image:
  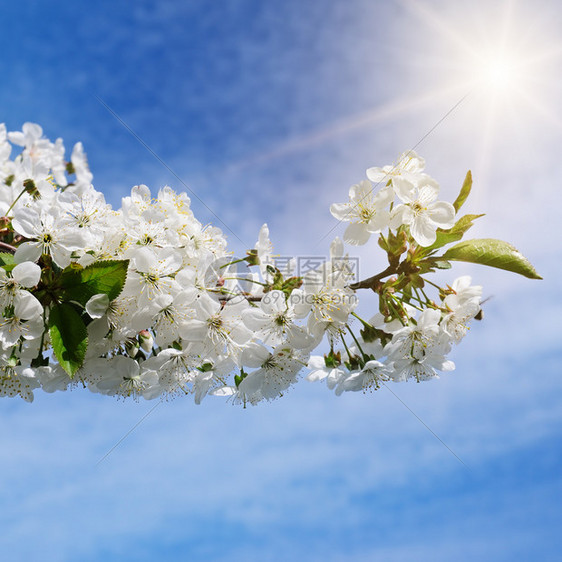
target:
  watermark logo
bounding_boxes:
[202,254,360,305]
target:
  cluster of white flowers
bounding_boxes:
[330,151,456,247]
[310,151,483,394]
[307,275,482,395]
[2,124,532,405]
[0,123,360,403]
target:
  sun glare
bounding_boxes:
[480,56,517,92]
[386,0,562,208]
[228,1,561,173]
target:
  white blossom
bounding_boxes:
[12,207,85,268]
[366,150,426,186]
[390,176,456,247]
[441,276,482,342]
[330,180,393,245]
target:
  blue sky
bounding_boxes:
[1,1,561,561]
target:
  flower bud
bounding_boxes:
[245,249,260,266]
[139,330,154,353]
[23,178,38,197]
[125,339,140,358]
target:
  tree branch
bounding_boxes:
[0,241,16,254]
[348,265,396,291]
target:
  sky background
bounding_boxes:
[1,0,561,560]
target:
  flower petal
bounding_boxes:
[373,184,394,208]
[410,216,437,247]
[330,202,353,222]
[367,209,390,233]
[15,291,43,320]
[392,177,416,203]
[14,242,42,265]
[343,222,371,246]
[349,180,372,202]
[417,177,440,204]
[366,165,392,184]
[12,262,41,287]
[12,209,39,238]
[50,244,72,269]
[427,201,456,229]
[390,204,413,228]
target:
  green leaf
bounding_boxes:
[0,252,15,267]
[234,369,248,388]
[49,303,88,377]
[421,213,485,254]
[324,350,342,368]
[61,260,129,305]
[453,170,472,212]
[244,249,259,266]
[429,259,452,270]
[360,324,391,347]
[441,238,542,279]
[281,276,303,295]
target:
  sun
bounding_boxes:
[464,35,528,98]
[386,0,560,179]
[224,0,561,177]
[480,56,517,92]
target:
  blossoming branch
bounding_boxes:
[0,123,540,403]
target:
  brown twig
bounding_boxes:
[348,265,395,291]
[0,241,16,254]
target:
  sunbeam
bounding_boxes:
[225,1,561,178]
[397,0,562,195]
[224,83,469,174]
